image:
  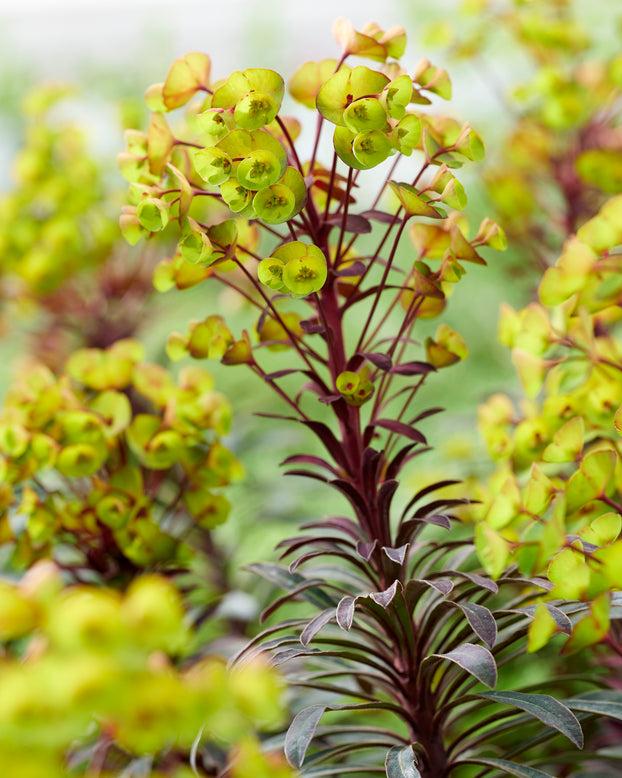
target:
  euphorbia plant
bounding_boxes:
[474,194,622,648]
[0,85,166,371]
[120,17,622,777]
[0,87,295,778]
[420,0,622,274]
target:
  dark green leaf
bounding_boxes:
[452,571,499,594]
[248,562,336,610]
[370,580,400,608]
[457,602,497,648]
[325,213,372,233]
[385,745,422,777]
[285,704,326,767]
[375,419,427,444]
[273,647,323,667]
[428,643,497,688]
[460,757,556,777]
[567,690,622,722]
[479,691,584,748]
[383,545,409,565]
[300,608,335,646]
[408,578,453,597]
[357,540,378,560]
[337,596,356,631]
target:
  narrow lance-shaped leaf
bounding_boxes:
[300,608,335,646]
[384,544,409,565]
[389,361,436,376]
[389,181,445,219]
[285,704,327,768]
[248,563,336,610]
[336,596,356,631]
[478,691,584,748]
[567,690,622,722]
[374,419,427,444]
[385,745,422,778]
[370,580,400,608]
[459,757,556,778]
[425,643,497,689]
[454,602,497,648]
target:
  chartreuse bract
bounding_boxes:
[121,16,622,778]
[472,195,622,654]
[0,341,294,776]
[419,0,622,272]
[0,71,295,778]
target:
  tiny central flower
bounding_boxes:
[296,264,315,281]
[249,98,267,115]
[250,161,265,178]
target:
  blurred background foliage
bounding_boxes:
[1,0,622,773]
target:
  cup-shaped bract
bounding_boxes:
[195,108,233,139]
[220,179,254,215]
[133,364,178,411]
[217,128,288,179]
[0,423,29,458]
[66,340,144,392]
[162,52,211,111]
[45,587,126,652]
[184,488,231,529]
[237,149,282,191]
[336,371,361,396]
[121,574,188,654]
[391,114,422,155]
[336,370,374,406]
[95,493,133,529]
[333,19,407,62]
[234,92,277,131]
[147,113,175,176]
[136,198,170,232]
[257,256,286,291]
[346,379,374,406]
[289,58,340,108]
[127,415,184,470]
[187,316,234,359]
[425,323,469,368]
[221,330,254,366]
[56,443,107,478]
[212,68,284,131]
[317,65,390,126]
[57,411,105,450]
[343,97,388,133]
[383,74,414,119]
[193,147,232,186]
[144,82,166,112]
[429,167,468,210]
[270,241,328,297]
[352,130,393,168]
[413,59,452,100]
[0,582,38,641]
[89,390,132,439]
[119,207,147,245]
[180,230,214,265]
[253,184,296,224]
